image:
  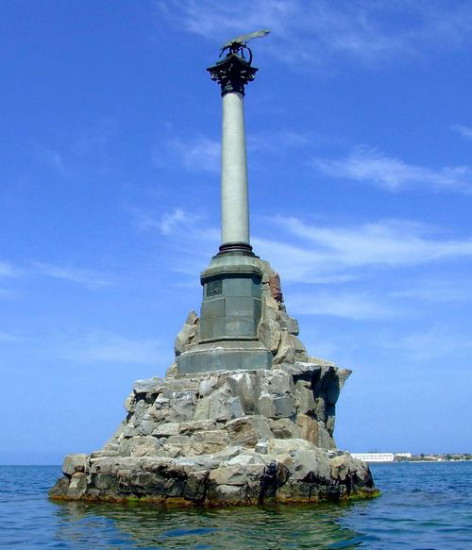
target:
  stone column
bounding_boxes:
[207,53,257,254]
[221,91,249,246]
[176,51,271,375]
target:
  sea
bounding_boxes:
[0,462,471,549]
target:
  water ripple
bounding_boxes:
[0,463,471,549]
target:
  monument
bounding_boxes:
[177,31,271,375]
[50,33,378,506]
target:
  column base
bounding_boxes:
[176,340,272,375]
[218,242,255,256]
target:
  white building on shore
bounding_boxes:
[351,452,395,462]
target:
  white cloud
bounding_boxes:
[56,331,166,365]
[0,331,23,343]
[0,262,17,278]
[154,209,472,291]
[380,325,472,361]
[314,146,472,193]
[160,208,197,236]
[258,216,472,280]
[451,124,472,140]
[155,135,220,173]
[134,208,219,276]
[393,279,472,304]
[155,130,310,175]
[33,262,112,289]
[288,290,398,320]
[157,0,472,67]
[138,207,219,243]
[34,144,65,174]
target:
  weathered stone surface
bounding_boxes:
[225,416,272,447]
[62,453,87,477]
[175,310,200,356]
[194,386,237,421]
[296,414,319,444]
[191,430,230,455]
[269,418,301,439]
[152,422,180,437]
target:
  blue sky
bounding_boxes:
[2,0,472,464]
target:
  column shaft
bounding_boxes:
[221,92,250,246]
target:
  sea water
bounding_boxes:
[0,462,471,549]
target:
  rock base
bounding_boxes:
[49,363,378,505]
[49,445,377,506]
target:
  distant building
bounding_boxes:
[351,452,395,462]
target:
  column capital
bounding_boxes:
[207,54,258,96]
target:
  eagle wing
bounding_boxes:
[221,29,270,50]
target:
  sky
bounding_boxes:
[1,0,472,464]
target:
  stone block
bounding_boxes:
[194,386,235,421]
[174,310,199,356]
[209,484,247,504]
[191,430,230,455]
[273,395,295,418]
[258,319,281,353]
[273,332,308,365]
[66,472,87,499]
[198,375,219,397]
[138,418,156,436]
[267,438,316,456]
[178,420,216,434]
[227,453,267,466]
[280,316,299,336]
[183,469,208,501]
[268,369,293,395]
[269,418,301,439]
[226,371,257,414]
[169,393,196,422]
[225,416,272,447]
[62,454,87,477]
[317,422,336,450]
[123,393,135,413]
[294,380,316,414]
[255,440,268,454]
[296,414,319,444]
[152,422,180,437]
[133,377,162,398]
[209,464,264,486]
[257,392,276,417]
[131,437,163,457]
[149,397,170,421]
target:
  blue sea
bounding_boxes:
[0,462,471,549]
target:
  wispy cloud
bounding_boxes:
[314,146,472,193]
[380,325,472,361]
[154,135,220,173]
[55,331,166,365]
[33,262,113,289]
[154,130,311,174]
[451,124,472,140]
[153,209,472,287]
[260,216,472,279]
[0,262,18,278]
[33,144,66,174]
[32,118,119,178]
[288,290,399,320]
[0,331,24,343]
[135,207,218,242]
[157,0,472,67]
[393,279,472,304]
[134,208,219,275]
